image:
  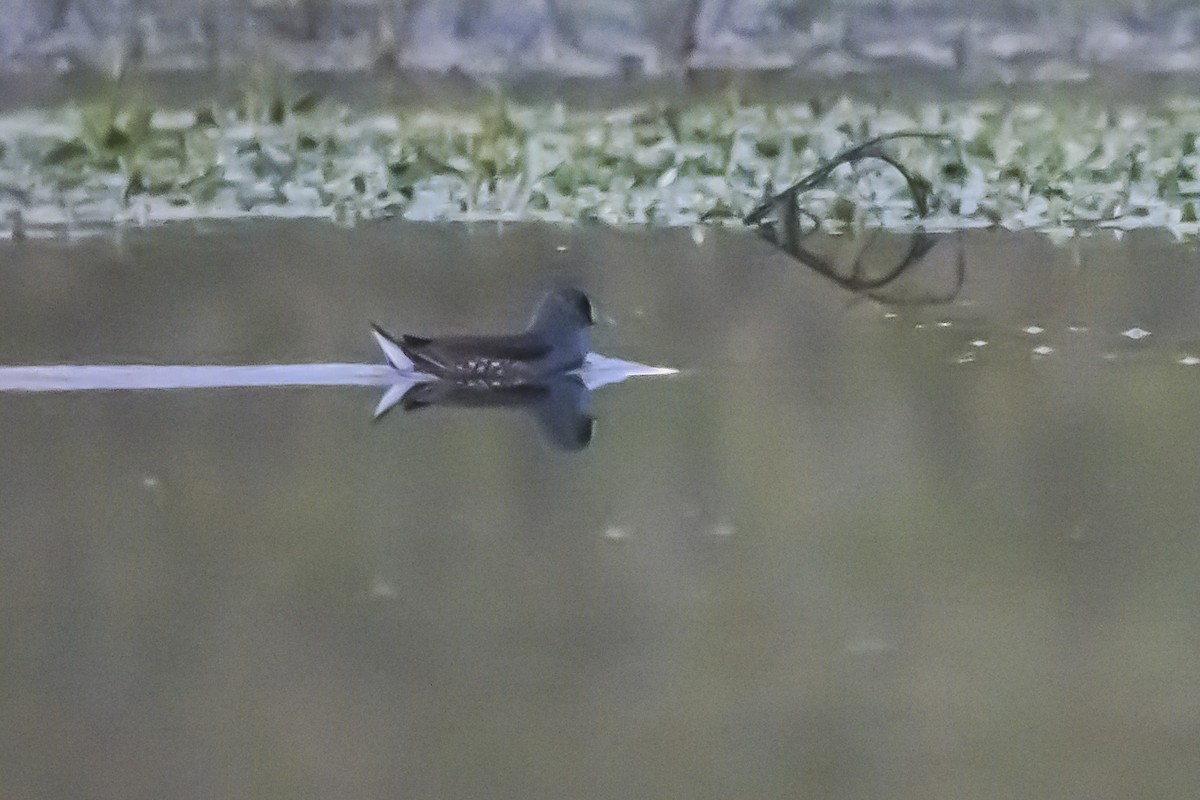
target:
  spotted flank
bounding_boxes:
[374,288,593,384]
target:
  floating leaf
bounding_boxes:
[123,170,145,200]
[755,139,782,159]
[942,161,967,180]
[102,126,130,150]
[291,92,321,115]
[126,106,153,146]
[42,139,90,166]
[833,196,856,222]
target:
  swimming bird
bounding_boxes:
[371,288,595,384]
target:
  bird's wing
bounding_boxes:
[400,334,552,372]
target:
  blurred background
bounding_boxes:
[1,0,1197,87]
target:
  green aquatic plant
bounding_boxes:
[38,75,191,204]
[7,92,1200,239]
[42,95,159,172]
[234,63,323,125]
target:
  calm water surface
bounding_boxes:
[2,223,1199,799]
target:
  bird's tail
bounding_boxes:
[371,323,417,372]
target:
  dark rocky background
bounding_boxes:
[0,0,1196,82]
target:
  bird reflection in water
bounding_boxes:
[371,351,676,452]
[375,374,596,452]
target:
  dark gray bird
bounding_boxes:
[372,288,595,384]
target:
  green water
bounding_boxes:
[1,222,1198,798]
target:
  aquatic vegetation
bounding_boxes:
[3,94,1200,239]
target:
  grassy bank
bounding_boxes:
[3,91,1200,240]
